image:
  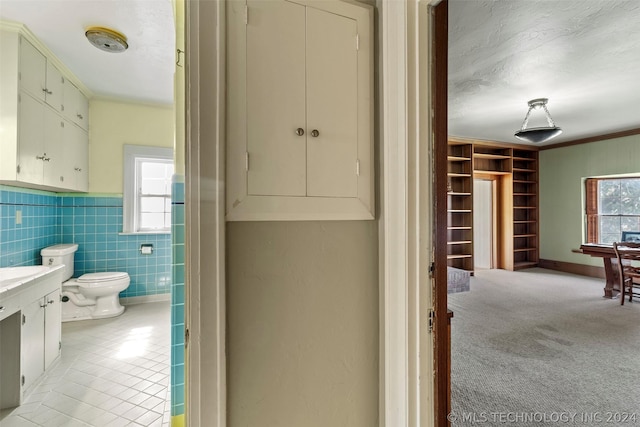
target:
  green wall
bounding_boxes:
[539,134,640,266]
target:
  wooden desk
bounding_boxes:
[579,244,619,298]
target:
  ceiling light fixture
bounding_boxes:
[85,27,128,53]
[514,98,562,143]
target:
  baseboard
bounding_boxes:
[538,259,605,279]
[120,293,171,305]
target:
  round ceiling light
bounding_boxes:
[85,27,128,53]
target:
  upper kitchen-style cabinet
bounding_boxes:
[0,24,90,192]
[19,37,64,113]
[226,0,374,221]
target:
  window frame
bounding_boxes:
[123,145,174,234]
[584,175,640,244]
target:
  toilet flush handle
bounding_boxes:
[48,258,54,265]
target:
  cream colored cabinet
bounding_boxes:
[63,80,89,130]
[20,289,61,392]
[43,289,62,369]
[63,120,89,192]
[0,28,89,192]
[19,37,63,112]
[15,92,65,187]
[227,0,374,220]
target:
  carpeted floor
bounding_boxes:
[448,268,640,426]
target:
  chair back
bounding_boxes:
[613,241,640,304]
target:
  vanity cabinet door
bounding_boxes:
[44,290,61,369]
[21,299,45,392]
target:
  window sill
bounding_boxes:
[119,231,171,236]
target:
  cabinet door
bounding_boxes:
[64,122,89,192]
[43,108,65,186]
[63,81,89,130]
[17,92,45,185]
[21,299,45,392]
[246,0,306,196]
[306,7,358,198]
[44,290,61,369]
[19,37,46,102]
[45,62,64,112]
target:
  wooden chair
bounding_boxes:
[613,241,640,305]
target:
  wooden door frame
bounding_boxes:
[433,1,450,425]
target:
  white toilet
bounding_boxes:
[41,244,130,322]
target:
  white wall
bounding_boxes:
[89,99,174,194]
[539,134,640,266]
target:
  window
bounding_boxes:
[123,145,174,233]
[585,177,640,244]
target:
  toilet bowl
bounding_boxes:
[62,272,130,321]
[41,244,131,322]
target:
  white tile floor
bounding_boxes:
[0,301,171,427]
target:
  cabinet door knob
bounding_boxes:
[310,129,320,138]
[295,128,304,136]
[42,88,53,95]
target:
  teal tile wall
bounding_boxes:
[171,176,185,417]
[0,185,171,298]
[0,186,60,267]
[60,196,171,298]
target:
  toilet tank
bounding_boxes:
[41,244,79,281]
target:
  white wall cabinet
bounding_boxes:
[0,27,89,192]
[64,120,89,192]
[63,80,89,131]
[227,0,374,221]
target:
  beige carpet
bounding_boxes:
[448,268,640,426]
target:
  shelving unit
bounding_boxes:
[447,143,474,272]
[511,149,539,269]
[473,146,512,174]
[447,139,539,272]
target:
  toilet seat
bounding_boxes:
[77,272,128,283]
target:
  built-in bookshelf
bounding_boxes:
[511,149,539,269]
[447,139,539,272]
[473,145,512,174]
[447,142,474,271]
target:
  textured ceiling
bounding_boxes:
[2,0,639,136]
[0,0,175,105]
[449,0,640,146]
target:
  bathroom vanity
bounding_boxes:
[0,265,63,409]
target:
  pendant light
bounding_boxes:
[514,98,562,143]
[85,27,128,53]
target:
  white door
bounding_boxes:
[473,179,493,269]
[246,0,306,196]
[306,7,358,197]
